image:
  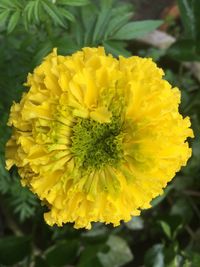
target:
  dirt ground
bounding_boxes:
[131,0,176,20]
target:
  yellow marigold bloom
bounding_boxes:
[6,47,193,229]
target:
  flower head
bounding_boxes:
[6,47,193,229]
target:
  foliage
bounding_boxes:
[168,0,200,61]
[0,0,90,33]
[0,0,200,266]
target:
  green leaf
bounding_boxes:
[158,215,183,240]
[23,0,42,26]
[159,221,172,239]
[80,4,97,29]
[42,0,66,27]
[45,240,79,266]
[177,0,200,40]
[8,0,22,9]
[23,0,35,30]
[0,236,31,265]
[139,47,166,61]
[105,12,133,39]
[14,204,34,222]
[99,0,113,9]
[8,170,38,222]
[111,2,134,15]
[144,244,164,267]
[103,40,131,57]
[34,0,41,23]
[24,1,36,23]
[164,244,181,267]
[57,0,90,6]
[80,4,97,45]
[98,235,133,267]
[0,0,13,8]
[7,9,21,33]
[0,10,10,25]
[112,20,163,40]
[32,41,54,66]
[167,39,200,61]
[59,8,75,22]
[177,0,195,38]
[71,19,84,47]
[92,7,111,43]
[55,36,79,54]
[104,2,134,39]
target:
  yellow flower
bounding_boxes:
[6,47,193,229]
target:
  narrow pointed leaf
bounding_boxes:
[177,0,196,39]
[0,10,10,25]
[7,10,21,33]
[92,8,111,43]
[34,0,41,23]
[57,0,90,6]
[103,40,131,57]
[59,8,75,22]
[42,0,66,27]
[105,12,133,39]
[112,20,163,40]
[24,1,35,23]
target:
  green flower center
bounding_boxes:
[70,117,124,170]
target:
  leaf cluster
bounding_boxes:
[0,0,200,267]
[168,0,200,61]
[64,0,162,57]
[0,0,89,33]
[0,159,38,222]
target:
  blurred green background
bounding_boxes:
[0,0,200,266]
